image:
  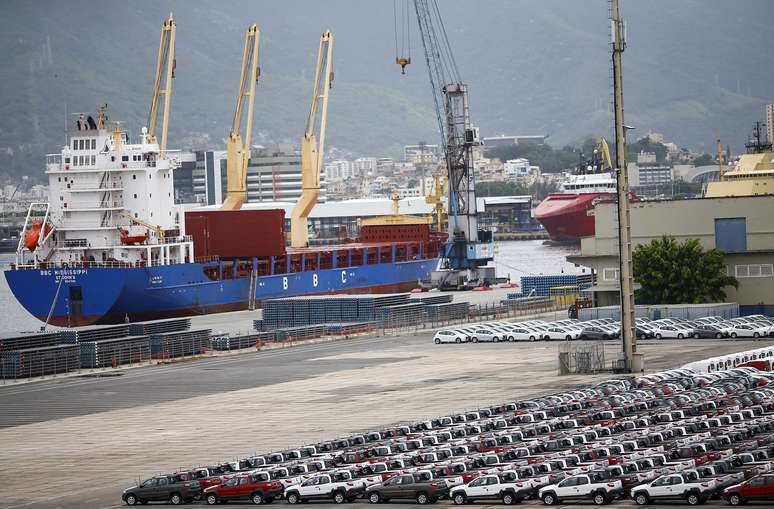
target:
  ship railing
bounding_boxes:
[11,257,197,270]
[160,235,192,245]
[45,154,62,165]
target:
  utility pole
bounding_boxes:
[611,0,640,372]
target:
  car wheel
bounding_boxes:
[170,493,183,505]
[333,491,346,504]
[656,333,662,339]
[417,492,430,505]
[728,493,743,506]
[678,333,684,339]
[368,492,381,504]
[472,337,478,343]
[593,492,607,505]
[529,336,536,342]
[434,338,441,344]
[602,334,609,340]
[502,492,516,505]
[453,493,466,505]
[754,332,760,338]
[508,336,515,342]
[286,492,300,505]
[456,337,461,343]
[205,494,218,506]
[565,335,572,341]
[494,336,500,342]
[542,492,557,505]
[125,494,138,506]
[731,332,738,338]
[633,492,648,505]
[716,333,723,339]
[693,333,700,338]
[252,492,264,505]
[686,492,700,505]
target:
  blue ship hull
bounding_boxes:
[4,259,438,326]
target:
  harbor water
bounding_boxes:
[0,240,583,335]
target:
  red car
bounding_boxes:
[723,473,774,505]
[202,472,283,505]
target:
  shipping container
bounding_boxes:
[185,209,286,259]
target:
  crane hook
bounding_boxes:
[396,57,411,74]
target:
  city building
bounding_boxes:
[324,159,353,180]
[627,151,673,195]
[190,143,327,206]
[767,104,774,145]
[403,144,441,163]
[354,157,377,176]
[173,151,197,203]
[568,195,774,314]
[482,134,547,150]
[503,158,540,181]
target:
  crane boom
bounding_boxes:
[409,0,492,287]
[147,13,176,158]
[290,31,334,248]
[222,24,261,211]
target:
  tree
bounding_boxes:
[476,181,528,197]
[692,153,714,166]
[632,236,738,304]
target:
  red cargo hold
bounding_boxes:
[185,209,286,259]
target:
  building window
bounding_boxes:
[91,155,96,165]
[122,155,129,162]
[91,139,96,149]
[735,264,774,278]
[602,268,619,281]
[72,139,77,150]
[715,217,747,252]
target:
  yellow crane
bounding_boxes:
[118,212,166,242]
[222,24,261,211]
[424,171,447,231]
[596,137,613,170]
[146,13,176,158]
[290,31,334,248]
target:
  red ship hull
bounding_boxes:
[533,192,613,242]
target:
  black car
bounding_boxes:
[122,476,201,505]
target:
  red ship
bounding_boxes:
[533,171,620,242]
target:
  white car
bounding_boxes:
[728,323,770,338]
[538,474,622,505]
[630,473,713,505]
[542,326,578,341]
[468,327,502,342]
[653,325,694,339]
[503,325,542,342]
[285,473,366,504]
[433,330,468,344]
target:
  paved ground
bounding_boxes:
[0,332,770,509]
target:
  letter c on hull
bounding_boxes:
[341,270,347,284]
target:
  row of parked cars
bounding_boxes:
[432,314,774,344]
[122,361,774,506]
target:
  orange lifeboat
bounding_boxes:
[24,220,52,251]
[118,228,148,245]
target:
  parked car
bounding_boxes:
[630,473,713,505]
[433,330,467,344]
[202,472,283,505]
[543,326,578,341]
[653,325,695,339]
[728,323,770,338]
[579,326,613,341]
[284,472,365,504]
[692,323,729,339]
[468,327,502,343]
[723,473,774,505]
[122,476,201,506]
[366,473,449,504]
[538,473,622,505]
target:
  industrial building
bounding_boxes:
[476,195,535,232]
[568,195,774,314]
[181,144,327,206]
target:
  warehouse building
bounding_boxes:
[568,195,774,314]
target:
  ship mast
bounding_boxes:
[611,0,640,373]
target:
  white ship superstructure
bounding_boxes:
[560,171,617,193]
[17,106,192,268]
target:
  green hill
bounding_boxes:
[1,0,772,181]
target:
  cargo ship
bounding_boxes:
[3,106,443,326]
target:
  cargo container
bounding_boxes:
[185,209,286,259]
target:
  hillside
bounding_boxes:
[1,0,773,182]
